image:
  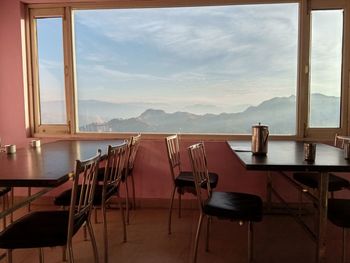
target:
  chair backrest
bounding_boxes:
[334,134,348,149]
[188,142,211,211]
[67,150,101,242]
[128,134,141,171]
[102,141,129,202]
[165,134,181,181]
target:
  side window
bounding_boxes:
[29,8,71,134]
[308,9,344,128]
[36,17,66,124]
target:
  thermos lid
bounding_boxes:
[252,122,269,128]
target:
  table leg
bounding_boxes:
[316,172,329,263]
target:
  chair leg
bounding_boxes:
[248,222,254,263]
[38,248,44,263]
[343,228,347,263]
[86,218,99,263]
[124,180,130,224]
[178,192,182,218]
[67,243,74,263]
[102,203,108,263]
[7,249,13,263]
[168,186,176,235]
[205,216,211,252]
[193,213,204,263]
[118,196,127,242]
[131,174,136,210]
[83,222,88,241]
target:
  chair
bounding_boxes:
[123,134,141,223]
[188,142,263,263]
[0,150,101,263]
[293,135,350,198]
[165,135,218,234]
[328,198,350,263]
[55,142,129,263]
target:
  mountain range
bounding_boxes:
[79,93,340,134]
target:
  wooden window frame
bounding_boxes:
[24,0,350,141]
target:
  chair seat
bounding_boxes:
[0,187,10,196]
[293,172,349,192]
[203,191,263,222]
[54,184,118,206]
[0,211,86,249]
[328,199,350,228]
[175,171,219,189]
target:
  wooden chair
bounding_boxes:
[188,142,263,263]
[293,134,350,198]
[165,135,219,234]
[0,150,101,263]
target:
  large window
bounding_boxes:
[27,1,350,138]
[73,4,299,134]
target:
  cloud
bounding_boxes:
[72,4,302,111]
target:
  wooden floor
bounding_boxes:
[0,204,346,263]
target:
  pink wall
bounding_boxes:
[0,0,28,146]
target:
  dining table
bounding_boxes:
[0,139,124,218]
[227,140,350,263]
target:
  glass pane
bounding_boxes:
[36,17,67,124]
[309,10,343,128]
[74,4,298,134]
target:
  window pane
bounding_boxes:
[74,4,298,134]
[36,17,67,124]
[309,10,343,128]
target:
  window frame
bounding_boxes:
[302,0,350,139]
[25,0,350,141]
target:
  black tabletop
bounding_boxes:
[227,140,350,172]
[0,139,124,187]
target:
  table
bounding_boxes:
[227,140,350,263]
[0,139,124,216]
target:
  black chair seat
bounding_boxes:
[0,187,10,196]
[293,172,349,192]
[175,171,219,189]
[328,199,350,228]
[0,211,86,249]
[54,185,118,206]
[203,191,263,222]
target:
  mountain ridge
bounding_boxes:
[79,93,340,134]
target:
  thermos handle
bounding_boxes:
[264,130,269,145]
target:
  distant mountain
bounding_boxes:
[41,94,339,134]
[42,100,249,126]
[80,94,340,134]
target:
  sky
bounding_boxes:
[36,3,343,117]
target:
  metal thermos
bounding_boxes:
[344,142,350,160]
[251,123,269,155]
